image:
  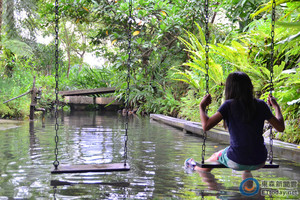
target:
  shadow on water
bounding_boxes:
[0,111,299,199]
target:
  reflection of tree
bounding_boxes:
[62,111,124,164]
[131,117,189,196]
[0,130,13,192]
[0,121,43,197]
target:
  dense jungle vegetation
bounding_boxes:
[0,0,299,144]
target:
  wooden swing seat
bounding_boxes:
[51,163,130,174]
[50,180,130,187]
[196,162,279,169]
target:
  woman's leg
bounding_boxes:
[194,149,224,172]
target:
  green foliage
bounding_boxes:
[175,8,300,144]
[171,67,204,92]
[2,39,33,58]
[155,87,181,116]
[126,83,160,114]
[251,0,300,19]
[178,90,201,122]
[272,68,300,143]
[35,74,57,110]
[173,24,226,120]
[0,67,32,119]
[219,0,265,32]
[249,0,300,70]
[0,104,13,118]
[68,66,113,90]
[176,23,225,93]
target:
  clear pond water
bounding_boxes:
[0,111,299,199]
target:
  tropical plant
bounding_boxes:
[157,86,181,116]
[178,90,201,121]
[175,23,225,96]
[68,66,113,90]
[271,67,300,143]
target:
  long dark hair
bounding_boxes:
[225,71,256,122]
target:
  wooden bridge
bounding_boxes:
[59,87,122,111]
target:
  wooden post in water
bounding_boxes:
[29,77,37,120]
[29,76,45,120]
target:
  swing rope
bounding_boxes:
[201,0,210,164]
[53,0,60,170]
[268,0,276,165]
[124,0,133,167]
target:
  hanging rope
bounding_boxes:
[201,0,210,164]
[269,0,276,165]
[53,0,60,170]
[124,0,133,167]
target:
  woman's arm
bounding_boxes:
[267,94,285,132]
[200,94,223,131]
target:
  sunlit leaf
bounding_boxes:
[161,11,167,16]
[250,0,289,19]
[133,31,140,36]
[83,7,89,12]
[112,39,117,45]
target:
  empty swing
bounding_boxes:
[51,0,133,174]
[197,0,279,169]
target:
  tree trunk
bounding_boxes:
[63,23,73,78]
[67,50,71,78]
[78,51,85,72]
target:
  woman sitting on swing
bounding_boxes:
[186,71,285,172]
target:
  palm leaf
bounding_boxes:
[251,0,293,19]
[276,32,300,44]
[3,39,34,57]
[276,21,300,28]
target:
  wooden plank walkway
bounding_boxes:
[59,87,116,96]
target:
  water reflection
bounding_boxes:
[61,111,125,164]
[195,170,269,199]
[0,111,298,199]
[29,121,42,161]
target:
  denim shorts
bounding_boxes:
[217,147,265,171]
